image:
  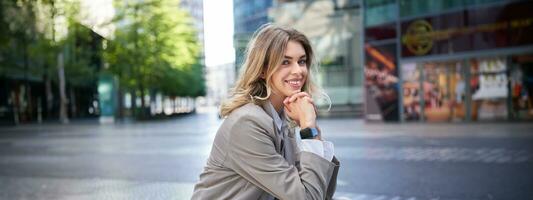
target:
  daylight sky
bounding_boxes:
[203,0,235,67]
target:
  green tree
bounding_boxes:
[1,0,103,123]
[105,0,204,117]
[0,0,56,122]
[0,0,41,84]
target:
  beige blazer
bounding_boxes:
[192,102,340,200]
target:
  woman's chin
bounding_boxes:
[285,89,301,96]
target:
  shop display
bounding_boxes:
[511,55,533,120]
[362,0,533,123]
[422,61,465,122]
[471,58,508,100]
[401,63,421,121]
[470,58,508,120]
[364,43,399,121]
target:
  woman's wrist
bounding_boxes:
[300,119,316,128]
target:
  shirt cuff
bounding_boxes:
[322,140,335,161]
[297,139,335,162]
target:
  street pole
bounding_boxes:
[58,52,69,124]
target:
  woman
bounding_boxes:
[192,24,339,200]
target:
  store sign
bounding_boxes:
[402,20,434,56]
[401,1,533,57]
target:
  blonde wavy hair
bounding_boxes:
[220,23,327,117]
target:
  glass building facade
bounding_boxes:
[233,0,273,71]
[363,0,533,122]
[268,0,364,117]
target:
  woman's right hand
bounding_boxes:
[283,92,316,128]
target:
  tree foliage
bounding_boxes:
[0,0,99,86]
[105,0,205,97]
[0,0,42,78]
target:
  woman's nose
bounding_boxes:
[290,62,303,74]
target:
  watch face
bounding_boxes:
[300,128,311,139]
[300,128,318,139]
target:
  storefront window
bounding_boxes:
[400,56,532,123]
[511,54,533,120]
[364,43,399,121]
[470,57,508,121]
[422,61,465,122]
[401,63,421,121]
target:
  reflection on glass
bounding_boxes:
[422,61,465,122]
[364,43,399,121]
[401,63,421,121]
[511,55,533,120]
[470,57,508,121]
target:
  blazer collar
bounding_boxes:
[260,101,284,153]
[260,101,298,164]
[266,102,285,132]
[260,101,276,121]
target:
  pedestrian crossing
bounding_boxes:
[40,144,533,164]
[336,147,532,164]
[4,141,530,165]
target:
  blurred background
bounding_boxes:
[2,0,533,124]
[0,0,532,199]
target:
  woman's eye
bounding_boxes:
[282,60,290,65]
[298,60,307,65]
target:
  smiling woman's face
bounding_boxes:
[270,40,308,99]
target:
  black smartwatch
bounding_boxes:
[300,127,318,139]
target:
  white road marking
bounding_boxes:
[336,147,532,164]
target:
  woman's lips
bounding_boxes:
[285,80,302,89]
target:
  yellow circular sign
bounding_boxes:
[402,20,434,56]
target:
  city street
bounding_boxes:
[0,108,532,200]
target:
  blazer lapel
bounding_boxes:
[260,102,283,154]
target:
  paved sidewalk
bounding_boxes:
[0,111,532,200]
[2,115,532,139]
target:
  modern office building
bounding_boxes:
[0,1,113,125]
[269,0,363,117]
[363,0,533,122]
[0,25,105,125]
[233,0,273,72]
